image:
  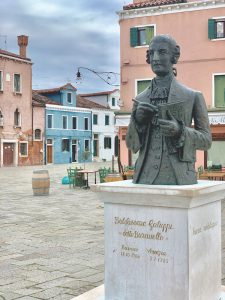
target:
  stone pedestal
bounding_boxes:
[91,180,225,300]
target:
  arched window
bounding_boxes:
[14,108,21,127]
[34,129,41,140]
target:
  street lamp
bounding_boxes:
[76,67,120,87]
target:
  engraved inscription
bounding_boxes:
[114,216,173,263]
[193,221,218,236]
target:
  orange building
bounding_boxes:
[0,36,44,166]
[117,0,225,169]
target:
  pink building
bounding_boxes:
[117,0,225,169]
[0,36,43,166]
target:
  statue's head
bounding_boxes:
[146,35,180,77]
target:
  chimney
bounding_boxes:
[17,35,28,58]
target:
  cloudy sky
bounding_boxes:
[0,0,127,93]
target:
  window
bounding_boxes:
[62,139,70,152]
[0,111,3,127]
[14,108,21,127]
[47,115,53,128]
[93,114,98,125]
[130,25,155,47]
[62,115,68,129]
[112,98,116,106]
[72,116,77,129]
[0,71,3,91]
[14,74,21,93]
[84,139,90,151]
[20,142,28,156]
[84,117,89,130]
[67,92,72,103]
[104,137,112,149]
[136,79,152,95]
[105,115,109,125]
[214,74,225,107]
[47,139,53,145]
[208,18,225,39]
[34,129,41,140]
[208,141,225,167]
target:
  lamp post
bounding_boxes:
[76,67,120,87]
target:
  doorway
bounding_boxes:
[3,143,14,166]
[93,134,99,158]
[72,139,77,162]
[46,139,53,164]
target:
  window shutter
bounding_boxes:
[208,19,215,39]
[146,26,154,44]
[130,27,138,47]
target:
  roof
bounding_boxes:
[79,89,119,97]
[32,91,59,107]
[0,49,31,62]
[123,0,187,10]
[77,95,109,109]
[35,83,77,94]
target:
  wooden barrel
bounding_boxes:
[32,170,50,196]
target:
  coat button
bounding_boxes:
[153,165,159,169]
[155,155,160,159]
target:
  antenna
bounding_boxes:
[0,35,7,50]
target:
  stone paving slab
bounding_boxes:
[0,162,108,299]
[0,162,225,299]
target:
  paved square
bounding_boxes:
[0,163,224,299]
[0,163,106,299]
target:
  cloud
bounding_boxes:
[0,0,123,92]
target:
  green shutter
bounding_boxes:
[215,75,225,107]
[130,27,138,47]
[146,26,154,44]
[208,19,215,39]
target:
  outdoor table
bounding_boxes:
[77,169,98,189]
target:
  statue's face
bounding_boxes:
[149,40,173,77]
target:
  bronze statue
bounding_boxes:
[126,35,212,185]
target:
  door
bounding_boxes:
[3,143,14,166]
[93,134,99,157]
[72,140,77,162]
[46,139,53,164]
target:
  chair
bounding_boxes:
[67,168,85,188]
[197,166,203,175]
[67,168,77,188]
[99,167,111,183]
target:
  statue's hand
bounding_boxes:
[158,110,181,137]
[135,102,158,124]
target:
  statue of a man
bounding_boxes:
[126,35,212,185]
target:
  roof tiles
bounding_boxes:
[123,0,186,10]
[0,49,31,61]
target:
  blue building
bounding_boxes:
[36,83,92,164]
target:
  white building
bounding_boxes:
[79,89,121,111]
[77,95,117,162]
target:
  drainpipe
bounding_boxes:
[31,104,34,146]
[44,107,47,165]
[90,110,93,162]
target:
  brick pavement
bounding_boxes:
[0,162,225,299]
[0,162,110,300]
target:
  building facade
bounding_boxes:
[37,84,93,164]
[91,108,116,162]
[117,0,225,168]
[0,35,43,167]
[80,89,121,110]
